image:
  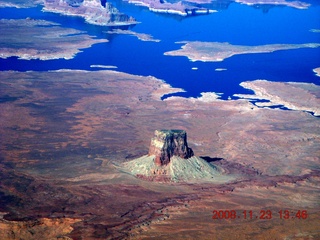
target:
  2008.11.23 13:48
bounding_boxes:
[212,210,308,220]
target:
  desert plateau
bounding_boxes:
[0,0,319,239]
[0,69,319,239]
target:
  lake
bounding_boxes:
[0,1,319,100]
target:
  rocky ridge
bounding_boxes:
[43,0,137,26]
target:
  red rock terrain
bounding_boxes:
[148,130,194,166]
[0,70,319,239]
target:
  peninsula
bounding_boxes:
[235,80,320,116]
[126,0,216,16]
[124,0,310,17]
[235,0,310,9]
[314,67,320,77]
[164,41,320,62]
[0,19,107,60]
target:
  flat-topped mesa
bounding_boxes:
[148,130,194,166]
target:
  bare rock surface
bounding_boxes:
[148,130,194,166]
[0,215,80,240]
[236,80,320,116]
[122,155,232,182]
[123,130,230,182]
[43,0,137,26]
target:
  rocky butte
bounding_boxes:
[43,0,137,26]
[123,130,229,182]
[148,130,194,166]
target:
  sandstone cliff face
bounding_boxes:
[148,130,194,166]
[124,130,225,182]
[44,0,136,26]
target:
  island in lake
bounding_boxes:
[164,41,320,62]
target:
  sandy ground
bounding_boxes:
[0,69,319,239]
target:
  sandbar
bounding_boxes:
[310,29,320,33]
[90,64,118,69]
[215,68,227,71]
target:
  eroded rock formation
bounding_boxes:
[44,0,137,26]
[124,130,224,182]
[148,130,194,166]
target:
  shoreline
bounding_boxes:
[42,7,139,26]
[127,0,216,17]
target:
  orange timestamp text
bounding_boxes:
[212,210,308,220]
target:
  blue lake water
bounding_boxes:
[0,2,320,99]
